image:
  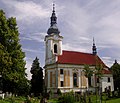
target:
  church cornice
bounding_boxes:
[44,34,63,41]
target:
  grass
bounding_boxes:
[47,98,120,103]
[0,95,120,103]
[47,94,120,103]
[0,96,40,103]
[48,98,58,103]
[105,98,120,103]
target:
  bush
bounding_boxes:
[24,96,32,103]
[7,97,16,103]
[58,91,75,103]
[57,89,62,96]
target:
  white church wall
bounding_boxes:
[47,69,56,88]
[48,70,50,88]
[102,74,114,92]
[70,69,73,88]
[78,69,81,88]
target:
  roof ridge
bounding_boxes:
[63,50,93,55]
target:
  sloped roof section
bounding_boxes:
[102,69,111,74]
[57,50,107,67]
[57,50,111,74]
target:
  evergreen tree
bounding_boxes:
[30,57,43,97]
[0,10,29,95]
[111,60,120,93]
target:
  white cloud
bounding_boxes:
[21,32,46,42]
[22,48,39,53]
[101,56,113,67]
[25,60,32,80]
[1,0,49,23]
[1,0,120,77]
[63,43,90,53]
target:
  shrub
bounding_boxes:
[24,96,32,103]
[58,91,75,103]
[57,89,62,96]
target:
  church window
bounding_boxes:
[60,69,63,74]
[54,44,57,53]
[108,77,110,82]
[97,78,99,83]
[73,73,77,87]
[108,86,111,90]
[88,77,91,86]
[60,81,64,87]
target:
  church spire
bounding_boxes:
[47,3,60,35]
[51,3,57,26]
[114,59,118,64]
[92,37,97,55]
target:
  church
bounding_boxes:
[44,4,114,93]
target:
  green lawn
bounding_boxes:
[0,96,120,103]
[105,98,120,103]
[48,95,120,103]
[0,96,39,103]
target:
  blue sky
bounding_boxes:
[0,0,120,79]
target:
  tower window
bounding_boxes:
[54,44,57,53]
[108,77,110,82]
[60,69,63,74]
[60,81,64,87]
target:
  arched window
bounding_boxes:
[73,73,77,87]
[54,44,57,53]
[88,77,91,86]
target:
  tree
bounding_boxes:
[30,57,43,97]
[83,65,94,88]
[110,60,120,95]
[0,10,29,95]
[83,65,94,103]
[95,64,103,103]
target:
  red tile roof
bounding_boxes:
[102,69,112,74]
[57,50,111,74]
[58,50,104,66]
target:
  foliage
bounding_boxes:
[83,65,93,78]
[0,95,120,103]
[95,64,103,78]
[95,64,103,103]
[30,57,43,97]
[110,60,120,93]
[57,89,62,96]
[83,65,94,103]
[49,89,53,99]
[58,91,76,103]
[83,65,94,87]
[0,9,29,95]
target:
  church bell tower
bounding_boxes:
[45,4,63,65]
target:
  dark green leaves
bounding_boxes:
[0,9,29,95]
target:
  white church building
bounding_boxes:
[44,4,114,93]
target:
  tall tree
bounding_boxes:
[30,57,43,97]
[83,65,94,103]
[0,10,29,95]
[95,64,103,103]
[83,65,94,88]
[110,60,120,94]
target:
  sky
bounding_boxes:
[0,0,120,79]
